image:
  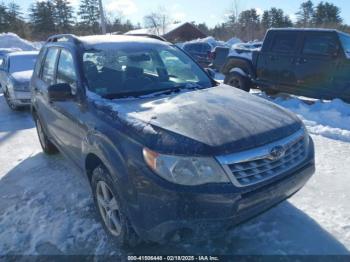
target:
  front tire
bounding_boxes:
[35,116,58,155]
[224,71,251,92]
[91,165,140,247]
[4,88,19,111]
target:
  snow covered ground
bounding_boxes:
[0,87,349,255]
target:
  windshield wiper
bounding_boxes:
[100,84,206,100]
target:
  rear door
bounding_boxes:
[294,32,342,98]
[257,31,300,89]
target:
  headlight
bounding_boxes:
[301,122,310,147]
[143,148,230,186]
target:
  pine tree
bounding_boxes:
[6,2,25,35]
[29,1,56,39]
[238,9,260,40]
[53,0,74,33]
[78,0,100,34]
[296,0,314,27]
[313,1,342,27]
[261,10,271,30]
[0,2,8,32]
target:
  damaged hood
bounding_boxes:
[103,85,302,156]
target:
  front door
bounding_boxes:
[257,32,300,90]
[48,48,84,165]
[294,32,340,98]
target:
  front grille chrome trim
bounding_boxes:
[216,128,307,187]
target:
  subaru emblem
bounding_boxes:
[269,146,286,161]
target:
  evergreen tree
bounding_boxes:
[53,0,74,33]
[6,2,26,35]
[0,2,8,32]
[261,10,271,30]
[29,1,56,39]
[296,0,314,27]
[313,1,342,27]
[267,8,293,28]
[237,9,260,40]
[78,0,100,34]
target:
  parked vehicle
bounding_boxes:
[31,34,315,246]
[0,48,22,92]
[210,42,262,71]
[222,28,350,102]
[182,42,213,67]
[232,41,263,54]
[0,51,38,110]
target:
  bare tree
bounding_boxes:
[143,6,172,35]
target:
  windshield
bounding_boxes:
[9,55,37,73]
[83,44,212,98]
[339,33,350,58]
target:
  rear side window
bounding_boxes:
[302,34,338,56]
[271,33,298,53]
[41,48,59,85]
[56,49,77,89]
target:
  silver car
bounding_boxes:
[0,51,38,110]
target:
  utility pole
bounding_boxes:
[99,0,107,34]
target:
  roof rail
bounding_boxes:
[46,34,80,44]
[124,33,167,42]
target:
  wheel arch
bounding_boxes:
[222,56,255,79]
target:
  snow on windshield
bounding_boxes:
[9,55,37,73]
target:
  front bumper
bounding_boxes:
[126,138,315,243]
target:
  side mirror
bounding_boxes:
[48,83,74,102]
[205,68,216,78]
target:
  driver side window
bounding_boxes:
[56,49,77,90]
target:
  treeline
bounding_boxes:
[0,0,349,42]
[195,0,347,41]
[0,0,137,40]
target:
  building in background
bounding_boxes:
[125,22,207,42]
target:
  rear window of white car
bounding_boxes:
[9,55,37,73]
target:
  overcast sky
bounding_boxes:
[4,0,350,27]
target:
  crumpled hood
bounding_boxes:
[11,70,33,84]
[104,84,302,156]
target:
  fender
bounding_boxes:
[82,129,141,211]
[222,56,256,79]
[82,129,130,184]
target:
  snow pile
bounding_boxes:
[256,92,350,143]
[0,33,39,51]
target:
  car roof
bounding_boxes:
[46,34,171,50]
[268,28,340,34]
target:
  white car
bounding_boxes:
[0,51,38,110]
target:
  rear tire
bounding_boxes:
[35,116,58,155]
[224,71,251,92]
[91,165,140,247]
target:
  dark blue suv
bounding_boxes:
[30,34,315,246]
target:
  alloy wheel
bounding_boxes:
[96,181,122,236]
